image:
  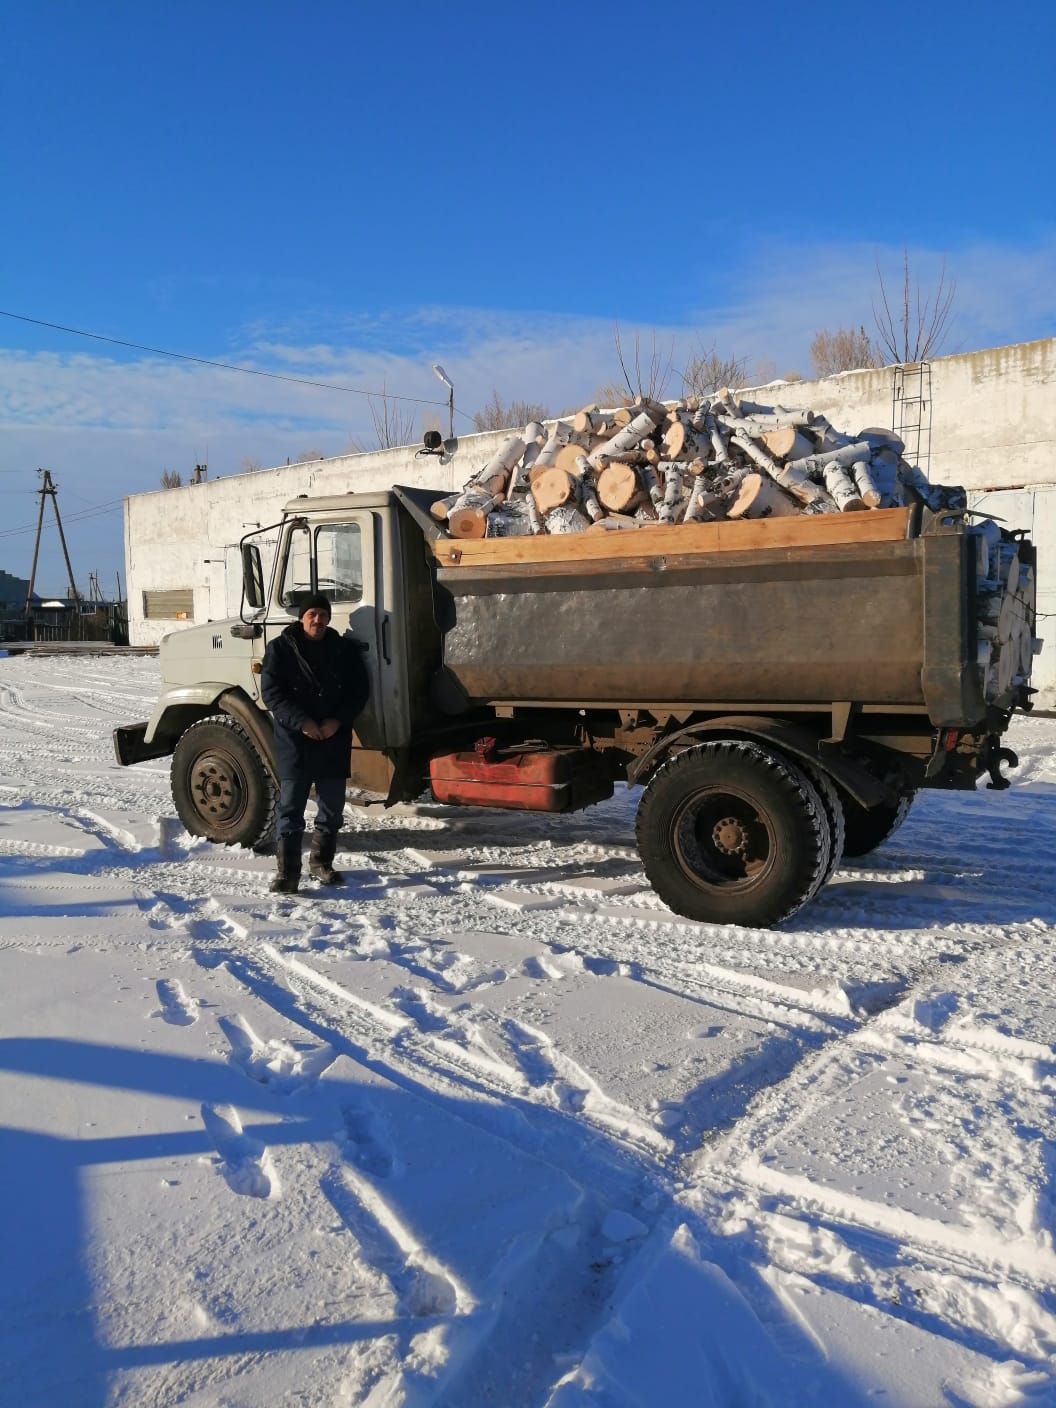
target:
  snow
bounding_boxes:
[2,653,1056,1407]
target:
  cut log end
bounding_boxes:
[532,466,576,516]
[596,462,640,513]
[447,506,490,539]
[727,473,800,521]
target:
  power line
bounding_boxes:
[0,497,123,541]
[0,307,475,422]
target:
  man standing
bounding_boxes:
[261,593,369,893]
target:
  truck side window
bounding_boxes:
[278,523,313,609]
[314,523,363,604]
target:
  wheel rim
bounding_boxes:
[672,786,775,890]
[187,748,249,830]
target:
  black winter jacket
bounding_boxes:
[260,622,369,782]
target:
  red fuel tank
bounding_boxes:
[429,739,614,813]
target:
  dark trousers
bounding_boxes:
[277,776,346,839]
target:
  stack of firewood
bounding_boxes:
[430,391,967,539]
[971,518,1039,701]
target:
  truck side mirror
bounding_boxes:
[242,543,265,610]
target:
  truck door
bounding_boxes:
[267,513,390,749]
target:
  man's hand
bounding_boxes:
[301,721,324,741]
[318,718,341,740]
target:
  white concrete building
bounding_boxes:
[123,337,1056,706]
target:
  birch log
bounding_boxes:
[662,417,704,462]
[611,400,666,429]
[860,427,906,455]
[787,440,874,478]
[717,465,754,496]
[658,463,684,522]
[761,426,813,463]
[597,461,641,512]
[702,411,731,465]
[554,442,592,475]
[682,483,725,522]
[510,424,546,494]
[868,448,901,505]
[713,388,743,417]
[732,433,828,507]
[822,463,867,512]
[580,477,604,522]
[471,434,526,496]
[640,466,664,513]
[810,416,853,453]
[727,473,800,520]
[531,420,574,471]
[448,489,505,539]
[545,503,590,534]
[430,492,459,522]
[572,408,613,436]
[852,460,882,508]
[484,504,534,537]
[587,409,662,469]
[899,459,944,508]
[531,467,577,515]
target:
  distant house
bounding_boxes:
[0,569,32,614]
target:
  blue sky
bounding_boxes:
[2,0,1054,595]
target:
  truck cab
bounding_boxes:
[115,489,445,836]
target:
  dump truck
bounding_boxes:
[114,485,1040,928]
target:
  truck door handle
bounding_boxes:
[381,614,392,664]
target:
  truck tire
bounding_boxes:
[636,740,832,928]
[171,714,277,848]
[800,762,846,894]
[840,790,914,859]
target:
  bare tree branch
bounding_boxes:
[472,390,551,432]
[346,382,416,452]
[873,250,956,364]
[597,323,674,405]
[809,325,881,377]
[682,343,749,398]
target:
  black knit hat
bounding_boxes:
[298,593,332,619]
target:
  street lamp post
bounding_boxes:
[432,364,454,441]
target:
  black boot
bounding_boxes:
[309,829,342,885]
[270,832,303,894]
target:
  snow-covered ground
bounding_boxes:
[2,652,1056,1408]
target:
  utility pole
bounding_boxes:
[24,469,82,616]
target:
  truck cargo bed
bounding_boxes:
[427,506,984,727]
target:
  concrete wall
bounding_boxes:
[123,337,1055,705]
[750,337,1056,493]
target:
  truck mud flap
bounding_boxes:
[112,722,174,767]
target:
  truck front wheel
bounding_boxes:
[171,714,277,847]
[636,740,831,928]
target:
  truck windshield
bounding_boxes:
[278,521,363,610]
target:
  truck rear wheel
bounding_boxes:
[840,790,914,858]
[800,762,846,893]
[636,741,832,928]
[172,714,277,848]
